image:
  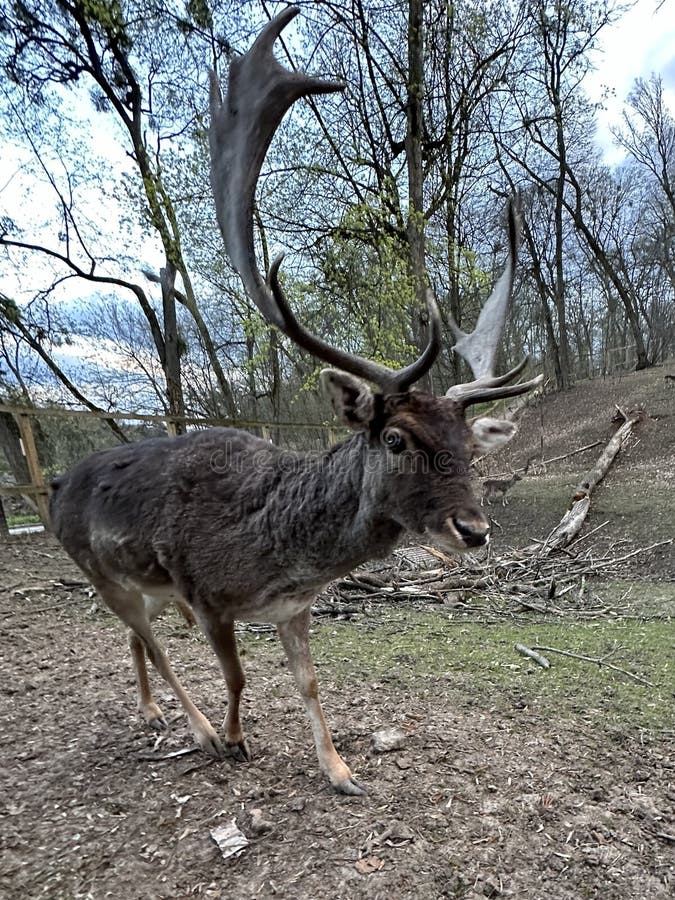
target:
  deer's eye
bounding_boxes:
[382,428,406,454]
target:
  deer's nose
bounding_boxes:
[451,516,490,548]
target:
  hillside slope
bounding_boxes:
[480,366,675,575]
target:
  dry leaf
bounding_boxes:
[355,855,385,874]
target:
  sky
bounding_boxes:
[586,0,675,164]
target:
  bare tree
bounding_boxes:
[1,0,238,419]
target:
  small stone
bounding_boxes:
[246,785,265,800]
[371,726,407,753]
[248,808,273,835]
[482,875,503,897]
[380,820,415,844]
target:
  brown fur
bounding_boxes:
[50,384,511,794]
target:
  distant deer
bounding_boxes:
[49,9,541,796]
[482,470,522,506]
[482,457,532,506]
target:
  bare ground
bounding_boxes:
[480,366,675,575]
[1,537,673,900]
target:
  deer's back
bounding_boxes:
[49,428,278,591]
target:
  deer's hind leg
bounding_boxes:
[198,616,249,761]
[127,593,195,730]
[94,580,223,758]
[129,628,166,730]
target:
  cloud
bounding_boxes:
[586,0,675,165]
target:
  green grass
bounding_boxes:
[7,513,41,527]
[304,606,675,732]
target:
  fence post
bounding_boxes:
[261,426,271,443]
[166,418,179,437]
[0,496,9,537]
[15,413,51,527]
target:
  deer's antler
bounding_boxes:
[209,5,441,393]
[445,199,543,407]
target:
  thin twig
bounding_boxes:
[569,520,610,548]
[530,645,654,686]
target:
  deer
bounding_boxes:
[482,456,533,505]
[48,7,542,796]
[482,470,522,506]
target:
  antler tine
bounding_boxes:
[445,198,543,407]
[210,6,441,393]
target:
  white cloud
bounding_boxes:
[586,0,675,165]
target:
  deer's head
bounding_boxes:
[319,373,518,550]
[209,7,542,552]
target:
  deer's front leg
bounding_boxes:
[277,607,365,796]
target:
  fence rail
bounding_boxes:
[0,404,341,533]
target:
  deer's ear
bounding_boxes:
[471,417,517,455]
[321,369,375,431]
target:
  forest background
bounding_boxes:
[1,0,674,441]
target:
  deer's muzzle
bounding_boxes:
[444,514,490,550]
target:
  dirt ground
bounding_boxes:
[1,536,673,900]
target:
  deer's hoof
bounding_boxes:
[141,703,167,730]
[196,729,224,759]
[225,739,250,763]
[333,776,367,797]
[149,716,168,731]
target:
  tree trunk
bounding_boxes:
[0,495,9,536]
[405,0,430,387]
[160,263,186,433]
[268,329,282,444]
[552,65,572,388]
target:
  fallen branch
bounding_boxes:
[530,644,654,686]
[540,440,603,467]
[515,643,550,668]
[529,409,640,554]
[572,414,638,502]
[655,831,675,843]
[486,440,603,479]
[582,539,672,572]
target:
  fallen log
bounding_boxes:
[532,410,640,554]
[571,414,639,502]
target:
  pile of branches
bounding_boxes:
[314,536,671,621]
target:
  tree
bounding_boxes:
[614,74,675,351]
[1,0,239,421]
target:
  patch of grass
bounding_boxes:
[594,477,675,528]
[7,513,41,527]
[309,606,675,732]
[590,578,675,616]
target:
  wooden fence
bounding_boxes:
[0,404,340,532]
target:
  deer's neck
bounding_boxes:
[270,434,400,577]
